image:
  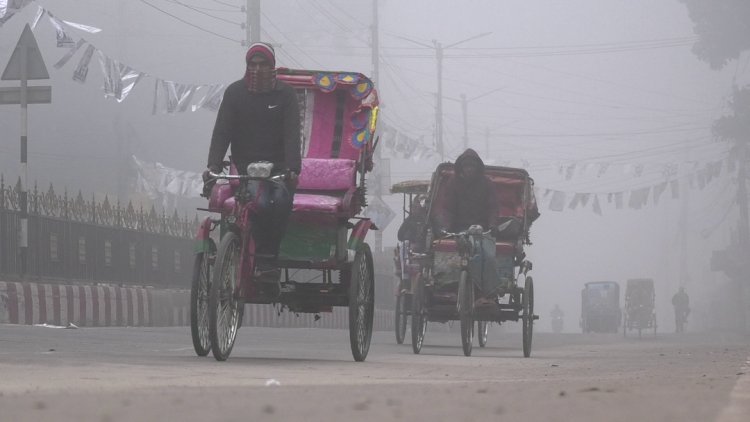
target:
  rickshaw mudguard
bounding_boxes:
[193,217,214,254]
[347,219,376,252]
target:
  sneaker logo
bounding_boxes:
[268,104,278,109]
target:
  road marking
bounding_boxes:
[717,357,750,422]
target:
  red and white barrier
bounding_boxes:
[0,281,393,330]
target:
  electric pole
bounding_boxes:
[394,32,491,162]
[460,93,467,151]
[372,0,383,252]
[246,0,261,45]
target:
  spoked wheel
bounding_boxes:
[349,243,375,362]
[522,276,534,358]
[477,321,489,348]
[394,289,408,345]
[411,275,427,354]
[190,239,215,356]
[459,270,474,357]
[209,232,242,361]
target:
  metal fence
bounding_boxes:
[0,175,197,288]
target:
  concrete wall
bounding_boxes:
[0,281,394,330]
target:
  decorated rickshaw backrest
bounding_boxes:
[276,70,379,163]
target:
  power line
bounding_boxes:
[139,0,242,44]
[162,0,243,25]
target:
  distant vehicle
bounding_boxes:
[623,278,657,338]
[580,281,621,334]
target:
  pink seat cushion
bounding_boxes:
[297,158,356,191]
[293,193,343,213]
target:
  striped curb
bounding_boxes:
[0,281,394,330]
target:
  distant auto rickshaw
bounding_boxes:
[580,281,621,333]
[390,180,430,345]
[623,278,657,338]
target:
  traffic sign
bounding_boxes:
[1,24,49,81]
[0,85,51,104]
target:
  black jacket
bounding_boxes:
[208,80,301,173]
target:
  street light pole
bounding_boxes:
[393,32,491,161]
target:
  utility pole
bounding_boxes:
[460,93,468,151]
[736,143,749,332]
[678,149,690,291]
[485,127,490,158]
[371,0,383,253]
[246,0,261,45]
[395,32,491,162]
[435,41,444,160]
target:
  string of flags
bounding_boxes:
[535,155,731,215]
[2,4,227,113]
[378,121,438,161]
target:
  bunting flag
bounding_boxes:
[131,155,202,199]
[0,0,32,27]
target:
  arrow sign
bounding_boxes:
[2,23,49,80]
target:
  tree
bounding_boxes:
[713,86,750,142]
[680,0,750,70]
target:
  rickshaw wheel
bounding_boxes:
[459,270,474,357]
[190,239,215,357]
[522,277,534,358]
[395,291,408,345]
[477,321,489,348]
[209,232,242,362]
[411,275,427,354]
[349,243,375,362]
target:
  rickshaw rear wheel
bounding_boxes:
[459,270,474,357]
[522,277,534,358]
[395,291,408,345]
[209,232,242,362]
[477,321,489,348]
[411,275,427,354]
[190,239,215,357]
[349,243,375,362]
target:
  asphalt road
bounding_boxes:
[0,323,748,422]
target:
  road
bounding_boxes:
[0,323,748,422]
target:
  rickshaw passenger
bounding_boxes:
[397,197,427,251]
[203,42,302,271]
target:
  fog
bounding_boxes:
[1,0,748,333]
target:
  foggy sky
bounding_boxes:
[1,0,748,331]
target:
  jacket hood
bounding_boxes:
[455,148,485,173]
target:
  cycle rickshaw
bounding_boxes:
[190,69,380,362]
[623,278,657,338]
[410,163,540,357]
[580,281,621,333]
[390,180,430,344]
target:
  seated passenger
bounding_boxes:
[397,197,427,251]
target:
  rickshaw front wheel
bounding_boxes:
[522,277,534,358]
[209,232,242,361]
[190,238,215,357]
[477,321,489,348]
[459,270,474,357]
[395,292,408,345]
[349,243,375,362]
[411,275,427,354]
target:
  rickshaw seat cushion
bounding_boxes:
[292,193,342,213]
[432,239,517,256]
[297,158,356,191]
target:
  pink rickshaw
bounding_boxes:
[190,69,380,362]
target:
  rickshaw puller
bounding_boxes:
[203,42,301,270]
